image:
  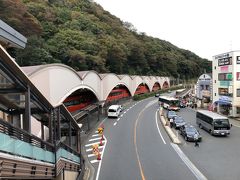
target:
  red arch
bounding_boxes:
[134,83,150,95]
[106,85,131,103]
[152,82,161,91]
[63,89,97,113]
[162,81,169,89]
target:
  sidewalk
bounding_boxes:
[228,117,240,127]
[188,106,240,128]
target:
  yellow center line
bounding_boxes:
[134,108,146,180]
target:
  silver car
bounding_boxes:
[173,116,186,129]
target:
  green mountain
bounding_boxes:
[0,0,211,79]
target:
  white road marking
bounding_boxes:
[88,153,97,157]
[85,141,105,147]
[117,118,120,121]
[89,137,102,142]
[171,143,208,180]
[90,160,100,164]
[124,111,126,114]
[155,111,166,144]
[92,134,100,137]
[120,115,123,117]
[86,146,104,152]
[95,131,98,133]
[113,122,117,126]
[95,136,108,180]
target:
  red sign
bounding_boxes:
[237,72,240,81]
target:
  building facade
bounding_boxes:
[196,73,212,103]
[212,51,240,117]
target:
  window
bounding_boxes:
[237,107,240,114]
[206,85,209,90]
[215,93,216,96]
[214,80,216,83]
[218,73,232,81]
[237,89,240,97]
[219,88,229,95]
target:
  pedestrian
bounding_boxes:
[170,118,173,128]
[194,132,199,147]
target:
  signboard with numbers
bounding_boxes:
[237,56,240,64]
[218,57,232,66]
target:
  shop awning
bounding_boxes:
[214,100,232,105]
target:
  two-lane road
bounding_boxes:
[97,98,203,180]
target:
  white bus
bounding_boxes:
[108,105,121,118]
[158,96,180,111]
[196,110,231,136]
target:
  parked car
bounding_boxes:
[172,116,186,129]
[180,102,186,108]
[179,124,202,142]
[167,110,177,121]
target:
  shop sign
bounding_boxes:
[237,72,240,81]
[219,96,231,102]
[227,73,232,80]
[220,66,228,72]
[218,57,232,66]
[220,81,230,86]
[237,56,240,64]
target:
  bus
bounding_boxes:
[196,110,231,136]
[158,96,180,111]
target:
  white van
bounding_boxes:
[108,105,121,118]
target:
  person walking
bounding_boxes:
[194,132,199,147]
[170,118,173,128]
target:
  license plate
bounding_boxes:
[221,133,225,135]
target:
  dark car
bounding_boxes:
[180,102,186,108]
[179,124,202,142]
[172,116,186,129]
[167,110,177,121]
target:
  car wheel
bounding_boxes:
[199,124,202,129]
[184,136,188,141]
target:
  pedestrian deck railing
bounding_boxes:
[0,118,81,178]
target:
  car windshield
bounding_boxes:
[186,127,197,133]
[175,117,184,123]
[108,109,116,112]
[168,111,176,115]
[214,119,229,127]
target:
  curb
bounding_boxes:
[158,109,181,144]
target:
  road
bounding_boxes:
[95,98,200,180]
[177,108,240,180]
[84,97,240,180]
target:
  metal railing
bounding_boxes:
[0,118,54,152]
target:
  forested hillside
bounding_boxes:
[0,0,211,79]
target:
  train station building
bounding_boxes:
[212,51,240,117]
[0,20,171,179]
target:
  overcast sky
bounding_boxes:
[94,0,240,60]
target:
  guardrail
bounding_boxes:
[73,105,97,121]
[0,119,54,154]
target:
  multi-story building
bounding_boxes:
[212,51,240,117]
